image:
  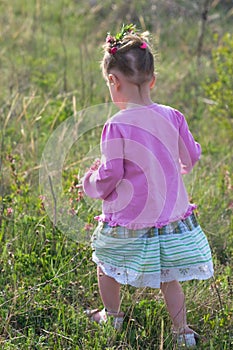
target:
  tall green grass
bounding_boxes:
[0,1,232,349]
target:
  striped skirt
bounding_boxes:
[91,213,214,288]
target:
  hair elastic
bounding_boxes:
[140,42,147,49]
[110,47,118,55]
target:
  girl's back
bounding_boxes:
[86,103,200,228]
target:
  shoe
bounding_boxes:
[85,308,124,330]
[173,329,200,348]
[84,308,107,324]
[107,310,124,330]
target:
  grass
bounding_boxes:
[0,0,233,349]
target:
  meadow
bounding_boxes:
[0,1,232,349]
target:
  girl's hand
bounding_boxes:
[90,158,101,171]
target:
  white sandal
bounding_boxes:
[173,328,200,348]
[85,308,124,330]
[85,308,107,324]
[107,310,124,330]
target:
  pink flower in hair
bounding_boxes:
[106,35,114,43]
[110,47,118,55]
[140,42,147,49]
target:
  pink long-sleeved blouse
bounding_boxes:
[83,103,201,229]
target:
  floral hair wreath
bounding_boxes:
[106,23,148,55]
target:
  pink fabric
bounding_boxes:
[83,103,201,229]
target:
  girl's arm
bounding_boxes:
[177,112,201,174]
[82,122,124,199]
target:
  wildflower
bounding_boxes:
[76,190,84,202]
[84,223,94,232]
[39,195,45,210]
[68,208,77,216]
[6,207,13,216]
[68,185,75,193]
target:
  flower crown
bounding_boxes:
[106,24,148,55]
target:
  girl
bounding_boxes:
[83,24,214,348]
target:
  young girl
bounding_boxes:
[82,24,214,347]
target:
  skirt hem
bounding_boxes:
[93,255,214,289]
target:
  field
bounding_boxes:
[0,1,232,349]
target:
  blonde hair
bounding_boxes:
[101,31,154,86]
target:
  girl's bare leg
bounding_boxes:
[87,267,123,324]
[97,266,121,313]
[160,280,193,333]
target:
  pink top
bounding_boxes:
[83,103,201,229]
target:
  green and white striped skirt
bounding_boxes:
[91,213,214,288]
